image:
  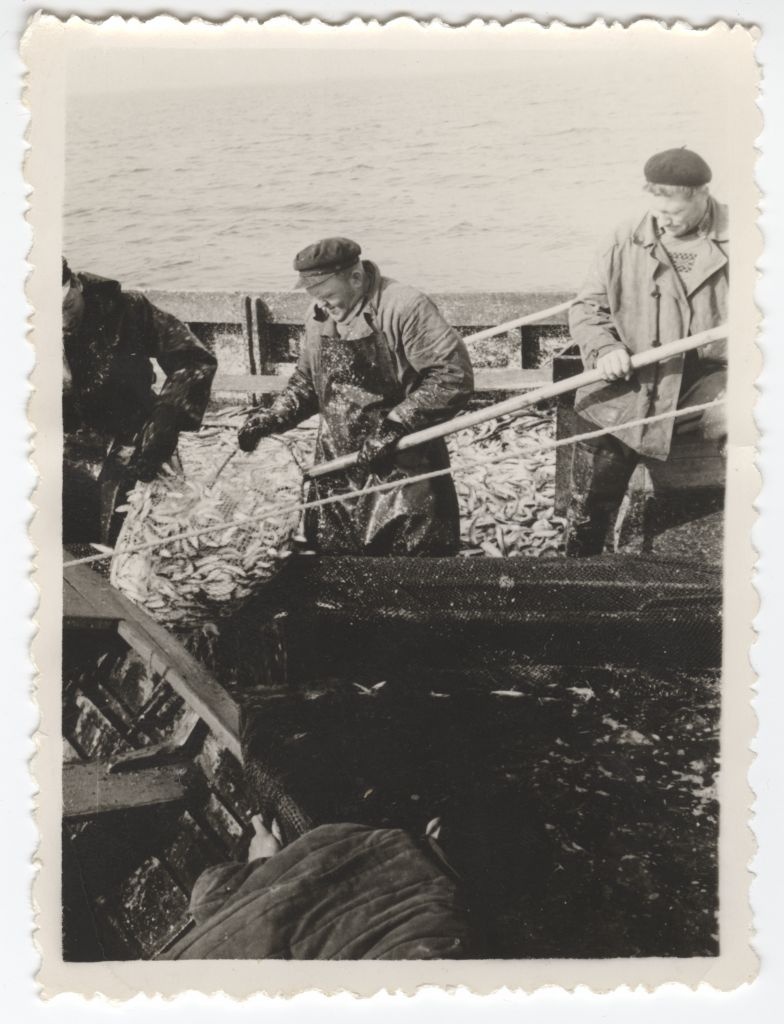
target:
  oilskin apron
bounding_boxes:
[303,315,460,555]
[62,429,140,547]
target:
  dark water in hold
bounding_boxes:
[65,47,732,294]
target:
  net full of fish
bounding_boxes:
[200,408,565,561]
[110,431,303,627]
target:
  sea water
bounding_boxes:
[64,46,732,295]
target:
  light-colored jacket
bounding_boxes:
[569,197,728,459]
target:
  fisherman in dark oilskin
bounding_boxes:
[238,238,474,555]
[62,257,217,544]
[565,148,728,556]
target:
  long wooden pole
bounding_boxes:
[460,298,574,343]
[305,325,727,479]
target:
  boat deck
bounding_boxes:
[61,549,723,961]
[64,552,241,757]
[62,551,251,959]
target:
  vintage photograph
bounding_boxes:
[25,15,759,995]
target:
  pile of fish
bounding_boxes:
[111,406,565,626]
[212,408,565,558]
[109,428,302,626]
[450,411,566,557]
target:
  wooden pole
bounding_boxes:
[305,325,727,479]
[459,298,575,344]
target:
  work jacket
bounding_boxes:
[267,262,473,554]
[164,823,473,960]
[569,197,728,459]
[63,272,217,543]
[64,272,217,444]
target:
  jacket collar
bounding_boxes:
[362,260,384,314]
[632,195,728,249]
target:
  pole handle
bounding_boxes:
[305,325,727,480]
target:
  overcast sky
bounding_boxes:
[65,21,727,96]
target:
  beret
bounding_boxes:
[644,148,712,187]
[293,237,361,286]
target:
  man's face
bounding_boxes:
[649,189,709,238]
[62,280,85,336]
[305,270,363,322]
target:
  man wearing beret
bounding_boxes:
[62,257,217,544]
[238,238,473,555]
[565,147,728,556]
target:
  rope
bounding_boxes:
[62,399,724,569]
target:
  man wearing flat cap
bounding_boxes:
[565,147,728,556]
[238,238,473,555]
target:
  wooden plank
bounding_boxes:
[243,295,257,375]
[214,373,291,394]
[255,298,274,374]
[474,368,550,391]
[64,561,129,620]
[213,367,551,396]
[63,578,120,629]
[64,559,242,760]
[145,288,573,330]
[63,761,190,820]
[145,289,246,326]
[115,618,241,760]
[552,353,584,517]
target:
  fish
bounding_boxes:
[110,430,302,629]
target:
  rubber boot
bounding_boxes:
[565,441,637,558]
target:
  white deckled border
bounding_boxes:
[24,12,761,999]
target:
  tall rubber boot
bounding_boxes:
[565,440,637,558]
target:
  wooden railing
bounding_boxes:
[145,288,574,396]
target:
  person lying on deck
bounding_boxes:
[163,815,473,961]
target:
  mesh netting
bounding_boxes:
[109,430,303,627]
[276,552,721,625]
[237,551,722,849]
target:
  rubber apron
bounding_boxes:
[303,313,460,555]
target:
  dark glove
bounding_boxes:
[238,410,286,453]
[355,417,408,476]
[134,405,179,482]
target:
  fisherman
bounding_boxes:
[565,148,728,556]
[164,816,473,960]
[62,257,217,544]
[238,238,474,555]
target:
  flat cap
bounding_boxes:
[644,147,712,187]
[293,237,361,287]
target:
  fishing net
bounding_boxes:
[203,410,567,559]
[109,428,303,627]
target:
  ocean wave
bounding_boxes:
[444,221,474,237]
[275,200,333,213]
